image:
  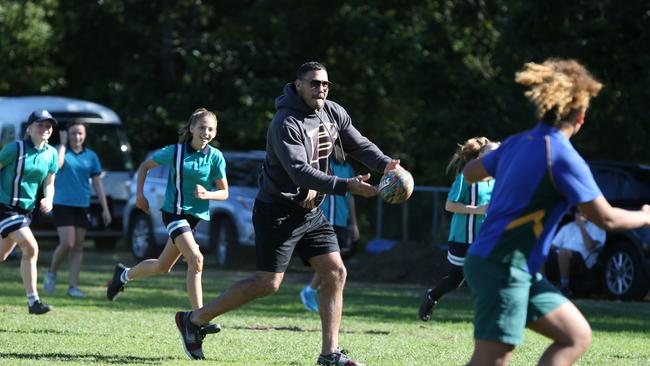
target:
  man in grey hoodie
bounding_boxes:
[175,61,400,365]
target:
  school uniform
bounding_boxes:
[446,173,494,266]
[0,140,58,237]
[152,143,226,239]
[52,145,102,228]
[319,159,356,252]
[464,123,602,345]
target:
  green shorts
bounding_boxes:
[464,255,567,345]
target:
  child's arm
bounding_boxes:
[194,178,229,201]
[40,173,56,213]
[445,200,488,215]
[135,159,159,214]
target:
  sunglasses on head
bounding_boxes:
[303,79,331,89]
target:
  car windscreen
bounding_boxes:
[225,156,262,188]
[45,123,134,172]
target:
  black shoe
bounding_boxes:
[175,311,206,360]
[418,289,437,321]
[28,300,52,315]
[106,263,127,301]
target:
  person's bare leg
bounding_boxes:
[309,272,322,290]
[127,238,181,280]
[50,226,75,272]
[67,227,86,288]
[467,340,514,366]
[527,301,592,366]
[10,228,40,295]
[0,236,17,261]
[191,271,284,324]
[310,252,346,355]
[170,232,204,309]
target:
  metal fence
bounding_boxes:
[371,186,451,243]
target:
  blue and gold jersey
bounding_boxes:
[468,123,602,274]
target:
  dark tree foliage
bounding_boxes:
[1,0,648,182]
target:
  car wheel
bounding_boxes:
[212,216,239,269]
[129,213,156,261]
[602,242,650,301]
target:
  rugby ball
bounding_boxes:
[378,168,414,204]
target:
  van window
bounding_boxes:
[0,125,15,147]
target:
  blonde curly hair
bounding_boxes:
[447,136,493,175]
[515,59,603,124]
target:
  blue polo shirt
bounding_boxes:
[467,123,602,274]
[447,173,495,244]
[320,159,356,227]
[0,140,58,212]
[153,143,226,221]
[54,146,102,207]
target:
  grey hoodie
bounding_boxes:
[257,83,391,208]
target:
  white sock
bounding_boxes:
[120,268,130,283]
[27,292,40,306]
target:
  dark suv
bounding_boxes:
[547,161,650,300]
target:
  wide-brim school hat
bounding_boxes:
[27,110,58,126]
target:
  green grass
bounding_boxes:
[1,249,650,365]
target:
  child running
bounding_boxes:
[106,108,228,318]
[0,110,59,314]
[419,137,498,321]
[462,58,650,366]
[44,122,112,298]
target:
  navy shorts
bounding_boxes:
[161,210,201,241]
[447,241,470,267]
[53,205,91,228]
[253,199,339,273]
[0,204,32,238]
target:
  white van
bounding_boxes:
[0,96,134,249]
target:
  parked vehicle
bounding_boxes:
[123,150,264,268]
[546,160,650,300]
[0,96,134,249]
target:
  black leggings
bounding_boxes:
[429,264,465,301]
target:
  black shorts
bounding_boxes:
[447,241,470,267]
[0,204,32,238]
[253,199,339,272]
[161,210,201,241]
[53,205,91,228]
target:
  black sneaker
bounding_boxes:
[106,263,127,301]
[200,322,221,335]
[175,311,206,360]
[317,349,366,366]
[28,300,52,315]
[418,289,437,321]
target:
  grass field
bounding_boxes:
[1,248,649,365]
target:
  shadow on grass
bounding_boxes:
[0,352,176,364]
[231,324,390,335]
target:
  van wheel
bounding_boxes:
[602,242,650,301]
[212,217,239,269]
[94,238,116,251]
[129,213,156,261]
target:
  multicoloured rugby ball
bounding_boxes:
[378,168,414,204]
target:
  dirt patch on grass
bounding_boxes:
[347,241,450,285]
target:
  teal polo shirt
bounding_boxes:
[447,173,495,244]
[0,140,58,212]
[153,143,226,221]
[53,146,102,208]
[320,159,356,227]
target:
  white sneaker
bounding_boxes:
[67,287,87,298]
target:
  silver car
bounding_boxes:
[122,150,264,268]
